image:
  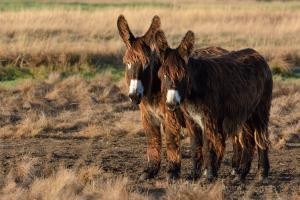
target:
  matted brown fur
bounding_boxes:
[156,30,272,181]
[117,15,231,180]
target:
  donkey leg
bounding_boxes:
[257,146,270,184]
[164,124,181,181]
[231,136,242,176]
[203,136,222,182]
[237,130,256,182]
[139,112,162,180]
[187,124,203,181]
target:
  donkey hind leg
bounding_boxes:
[255,113,270,183]
[251,101,271,183]
[257,146,269,184]
[237,125,256,182]
[231,136,242,177]
[187,123,203,181]
[139,113,162,181]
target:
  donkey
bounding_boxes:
[155,30,272,182]
[117,15,231,181]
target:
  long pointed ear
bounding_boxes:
[117,15,135,48]
[177,31,195,62]
[154,30,169,58]
[143,15,161,45]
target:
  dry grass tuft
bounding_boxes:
[165,181,224,200]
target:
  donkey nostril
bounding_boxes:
[128,93,134,99]
[166,102,178,111]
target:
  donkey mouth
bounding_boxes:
[129,92,142,105]
[130,98,141,105]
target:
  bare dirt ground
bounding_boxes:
[0,75,299,199]
[0,133,300,199]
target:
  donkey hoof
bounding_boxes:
[205,175,217,183]
[139,172,153,181]
[205,169,217,183]
[186,171,200,181]
[258,176,269,185]
[232,176,245,184]
[231,169,238,176]
[167,172,180,183]
[202,169,208,177]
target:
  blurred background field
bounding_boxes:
[0,0,300,86]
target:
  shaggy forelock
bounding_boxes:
[161,50,187,81]
[123,38,151,64]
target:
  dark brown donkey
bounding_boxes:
[117,15,229,180]
[155,30,272,182]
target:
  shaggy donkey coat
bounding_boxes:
[117,15,231,180]
[155,30,272,182]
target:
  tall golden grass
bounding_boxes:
[0,1,299,71]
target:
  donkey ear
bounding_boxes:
[154,30,169,58]
[177,30,195,61]
[143,15,161,45]
[117,15,135,48]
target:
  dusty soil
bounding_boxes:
[0,132,299,199]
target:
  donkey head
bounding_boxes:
[155,30,195,111]
[117,15,161,104]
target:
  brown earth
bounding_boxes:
[0,75,299,199]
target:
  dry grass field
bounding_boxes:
[0,0,300,200]
[0,0,300,73]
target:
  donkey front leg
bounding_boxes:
[164,112,182,181]
[186,120,203,181]
[203,130,226,182]
[139,112,162,181]
[164,126,181,181]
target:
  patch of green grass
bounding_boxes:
[59,64,124,81]
[0,66,33,81]
[0,0,171,11]
[0,78,31,88]
[272,67,300,82]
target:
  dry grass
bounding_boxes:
[0,157,225,200]
[0,73,142,139]
[270,80,300,148]
[0,1,299,72]
[0,74,299,148]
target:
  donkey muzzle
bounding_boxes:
[166,89,181,111]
